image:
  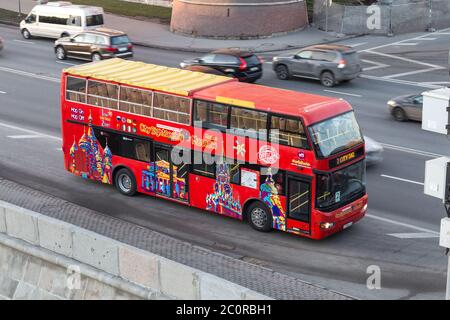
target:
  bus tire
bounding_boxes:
[114,168,137,196]
[247,202,273,232]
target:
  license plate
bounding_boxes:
[343,222,353,229]
[118,47,127,52]
[250,67,259,71]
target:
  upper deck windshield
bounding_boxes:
[308,111,363,158]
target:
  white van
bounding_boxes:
[19,2,104,39]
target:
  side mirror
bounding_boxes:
[70,38,75,42]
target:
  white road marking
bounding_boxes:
[359,27,450,52]
[0,122,61,141]
[347,42,368,47]
[361,59,389,71]
[379,142,447,158]
[394,42,418,46]
[264,61,273,65]
[0,66,59,83]
[383,67,443,79]
[56,148,62,151]
[364,50,444,70]
[380,174,424,186]
[387,232,439,239]
[412,37,437,41]
[360,74,439,89]
[0,90,6,94]
[7,134,43,139]
[419,81,450,85]
[323,89,362,97]
[13,39,35,45]
[56,61,76,66]
[366,214,439,235]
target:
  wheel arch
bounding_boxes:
[242,198,272,222]
[112,165,135,186]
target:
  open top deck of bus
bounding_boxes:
[63,58,234,97]
[193,81,352,126]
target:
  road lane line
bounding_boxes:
[359,27,450,52]
[13,39,35,45]
[380,174,424,186]
[0,122,61,141]
[56,61,76,66]
[347,42,368,47]
[412,37,437,41]
[366,214,439,235]
[0,90,6,94]
[379,142,447,158]
[387,232,439,239]
[394,42,418,46]
[361,59,389,71]
[383,67,442,79]
[360,74,439,89]
[0,66,59,83]
[323,90,362,97]
[7,134,43,139]
[364,50,445,69]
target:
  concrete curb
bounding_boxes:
[132,34,362,54]
[0,20,360,54]
[0,200,272,300]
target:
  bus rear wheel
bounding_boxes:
[247,202,273,232]
[115,168,137,196]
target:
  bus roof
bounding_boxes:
[64,58,234,96]
[193,81,353,126]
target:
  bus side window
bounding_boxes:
[270,115,308,149]
[230,107,267,140]
[192,152,216,178]
[66,76,86,103]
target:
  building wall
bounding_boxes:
[313,0,450,35]
[170,0,309,39]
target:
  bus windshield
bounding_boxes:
[309,111,363,158]
[316,160,366,210]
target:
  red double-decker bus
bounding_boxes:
[61,58,367,240]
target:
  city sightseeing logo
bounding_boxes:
[258,145,280,165]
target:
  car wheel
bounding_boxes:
[320,71,336,87]
[92,52,102,62]
[275,65,290,80]
[22,29,31,39]
[393,107,407,121]
[247,202,273,232]
[55,46,66,60]
[114,168,137,196]
[60,32,69,38]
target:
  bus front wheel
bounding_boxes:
[114,168,137,196]
[247,202,273,232]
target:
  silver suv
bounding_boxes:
[272,45,362,87]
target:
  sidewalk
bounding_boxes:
[0,0,354,53]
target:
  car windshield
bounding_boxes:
[111,35,130,45]
[309,111,363,158]
[316,160,366,210]
[86,14,104,26]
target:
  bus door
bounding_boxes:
[152,144,189,201]
[286,175,311,233]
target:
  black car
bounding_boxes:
[180,49,263,83]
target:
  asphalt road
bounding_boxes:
[0,24,448,299]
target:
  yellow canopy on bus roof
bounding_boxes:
[64,58,234,96]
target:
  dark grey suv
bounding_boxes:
[272,45,362,87]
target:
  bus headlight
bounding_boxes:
[320,222,335,230]
[363,203,368,212]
